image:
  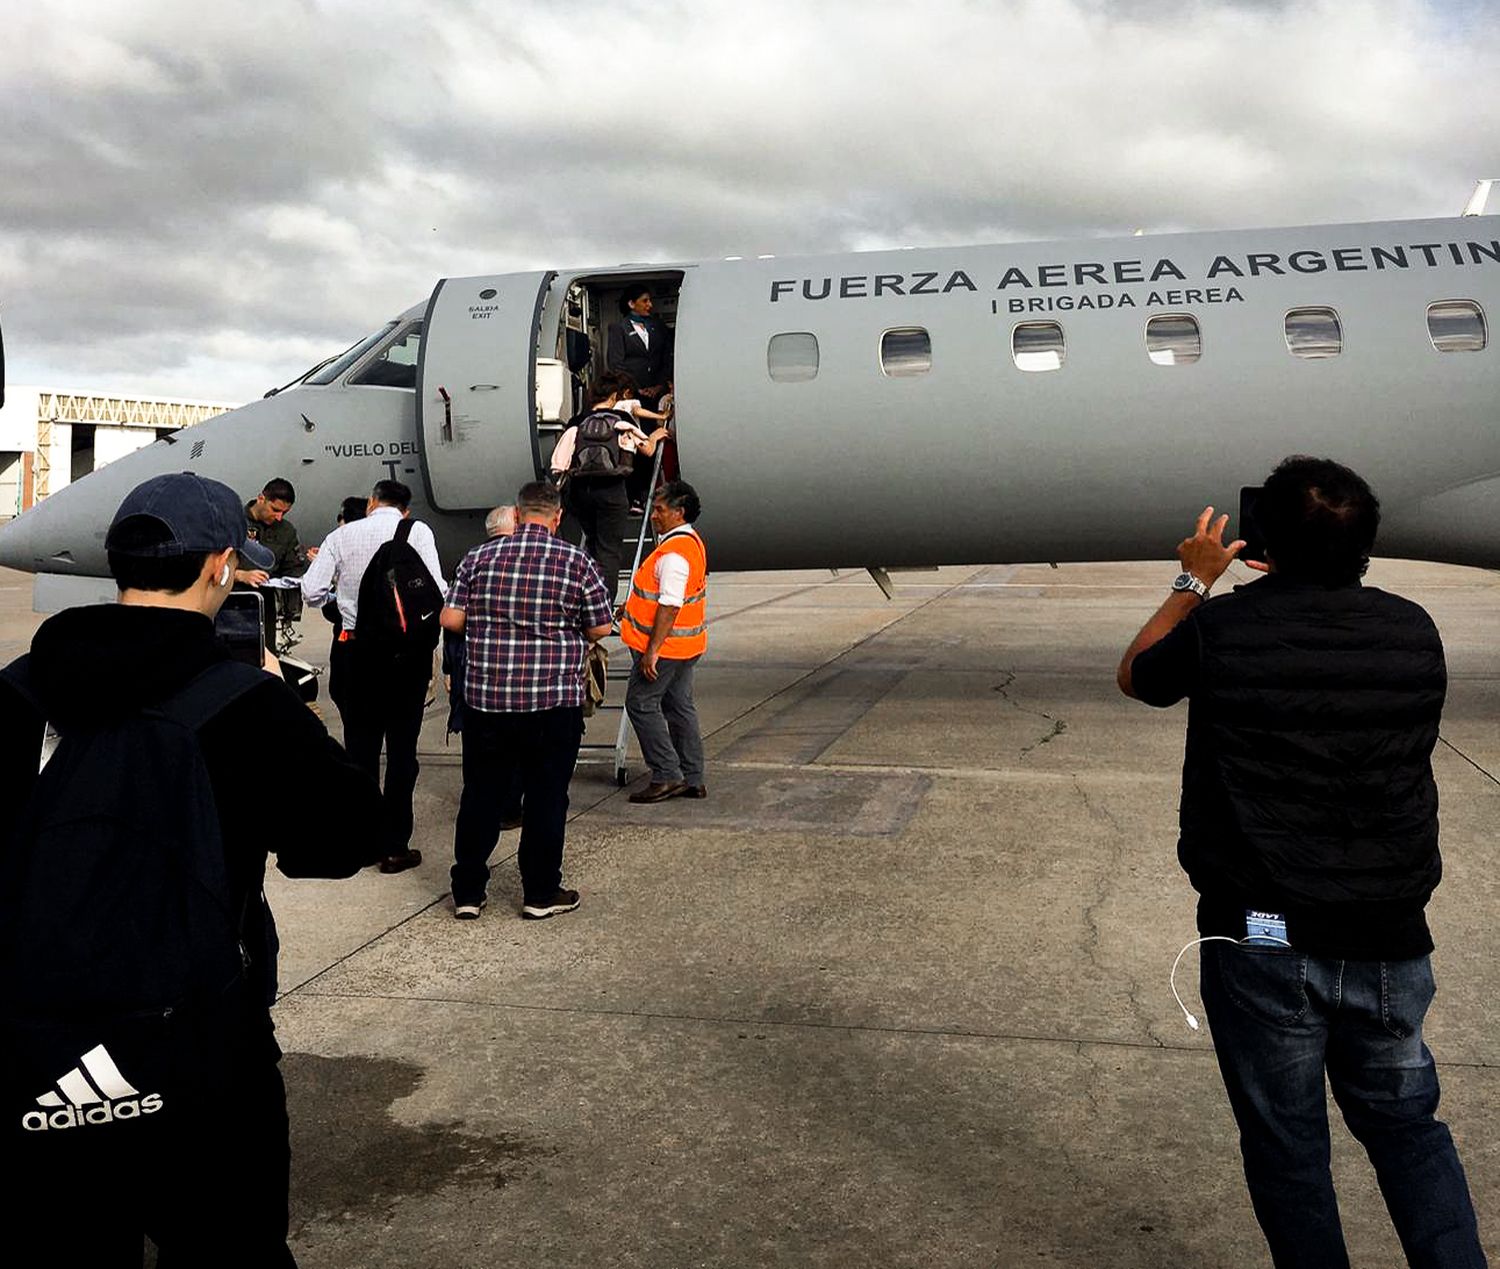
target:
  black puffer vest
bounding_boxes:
[1180,576,1446,958]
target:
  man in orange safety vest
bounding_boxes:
[622,481,707,803]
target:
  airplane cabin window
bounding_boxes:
[1284,307,1342,359]
[1427,300,1487,353]
[880,327,932,377]
[351,322,424,388]
[767,332,819,382]
[1012,321,1064,372]
[1146,314,1202,366]
[303,323,398,386]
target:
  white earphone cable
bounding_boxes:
[1169,933,1292,1030]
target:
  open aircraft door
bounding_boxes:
[415,271,556,512]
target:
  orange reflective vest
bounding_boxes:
[621,529,707,659]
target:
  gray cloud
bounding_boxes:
[3,0,1497,400]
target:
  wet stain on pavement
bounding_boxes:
[283,1053,554,1229]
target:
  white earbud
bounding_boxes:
[219,563,232,587]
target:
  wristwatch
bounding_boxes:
[1171,572,1210,600]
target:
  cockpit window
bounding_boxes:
[351,322,424,388]
[302,323,398,386]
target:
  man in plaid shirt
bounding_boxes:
[441,481,613,920]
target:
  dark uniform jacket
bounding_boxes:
[606,315,673,394]
[0,605,383,1030]
[244,504,307,578]
[1132,574,1446,959]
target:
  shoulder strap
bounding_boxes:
[156,660,270,732]
[0,654,40,713]
[661,531,705,573]
[394,518,416,546]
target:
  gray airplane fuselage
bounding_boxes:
[2,213,1498,581]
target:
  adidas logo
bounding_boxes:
[21,1044,163,1132]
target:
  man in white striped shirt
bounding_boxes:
[302,480,447,873]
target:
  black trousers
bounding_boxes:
[562,479,630,607]
[450,706,583,907]
[328,638,430,858]
[625,451,656,508]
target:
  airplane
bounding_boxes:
[1,181,1497,594]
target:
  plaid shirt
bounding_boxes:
[448,523,612,713]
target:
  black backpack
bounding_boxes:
[0,658,267,1142]
[569,410,633,481]
[355,518,443,653]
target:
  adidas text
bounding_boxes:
[22,1094,164,1131]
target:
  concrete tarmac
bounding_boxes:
[3,558,1497,1268]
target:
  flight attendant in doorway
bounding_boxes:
[607,285,672,408]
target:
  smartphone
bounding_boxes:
[215,591,266,668]
[1238,486,1268,566]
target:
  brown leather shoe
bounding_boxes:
[378,848,422,874]
[629,781,686,803]
[673,784,707,799]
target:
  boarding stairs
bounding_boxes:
[574,446,664,786]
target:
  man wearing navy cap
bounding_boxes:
[0,472,383,1266]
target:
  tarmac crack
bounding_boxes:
[992,669,1068,758]
[291,986,1221,1054]
[287,986,1500,1073]
[1053,1041,1108,1191]
[1439,735,1500,789]
[1071,775,1166,1049]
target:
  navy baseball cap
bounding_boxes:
[105,472,276,571]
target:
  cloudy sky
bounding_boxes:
[5,0,1498,403]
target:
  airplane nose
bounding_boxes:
[0,489,104,575]
[0,511,37,572]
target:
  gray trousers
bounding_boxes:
[625,652,704,785]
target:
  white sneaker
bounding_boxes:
[454,899,487,920]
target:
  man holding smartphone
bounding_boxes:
[1117,457,1485,1268]
[0,472,384,1266]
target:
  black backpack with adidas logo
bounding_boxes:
[568,409,633,481]
[355,517,443,653]
[0,658,266,1141]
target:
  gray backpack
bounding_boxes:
[569,410,633,481]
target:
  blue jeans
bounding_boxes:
[1200,944,1485,1269]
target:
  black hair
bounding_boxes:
[261,477,296,504]
[107,514,211,594]
[588,371,636,406]
[654,480,701,524]
[1256,455,1380,585]
[371,479,412,511]
[338,495,367,525]
[618,284,652,314]
[516,480,561,517]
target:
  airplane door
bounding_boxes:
[415,271,557,512]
